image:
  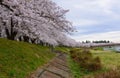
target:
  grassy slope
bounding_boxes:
[69,49,120,78]
[0,38,55,78]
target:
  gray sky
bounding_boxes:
[53,0,120,42]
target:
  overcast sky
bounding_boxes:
[53,0,120,42]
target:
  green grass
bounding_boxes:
[0,38,55,78]
[69,48,120,78]
[92,47,103,51]
[92,50,120,69]
[55,46,72,54]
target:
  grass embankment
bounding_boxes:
[69,48,120,78]
[0,38,55,78]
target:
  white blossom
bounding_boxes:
[0,0,78,47]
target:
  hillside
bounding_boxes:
[0,38,55,78]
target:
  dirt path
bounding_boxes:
[30,53,73,78]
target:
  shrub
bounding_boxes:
[84,57,101,71]
[69,48,82,60]
[70,48,102,71]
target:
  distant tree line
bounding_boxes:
[82,40,111,43]
[92,40,110,43]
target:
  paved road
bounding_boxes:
[30,53,73,78]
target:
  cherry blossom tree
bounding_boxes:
[0,0,78,47]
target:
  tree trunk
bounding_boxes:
[5,17,17,40]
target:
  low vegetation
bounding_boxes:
[69,48,120,78]
[0,38,55,78]
[92,50,120,69]
[70,48,102,72]
[93,67,120,78]
[69,48,102,78]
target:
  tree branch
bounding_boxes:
[0,2,14,12]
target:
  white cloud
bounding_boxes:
[54,0,120,20]
[53,0,120,42]
[71,31,120,42]
[73,19,100,26]
[73,0,112,15]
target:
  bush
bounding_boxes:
[70,48,102,71]
[69,48,82,60]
